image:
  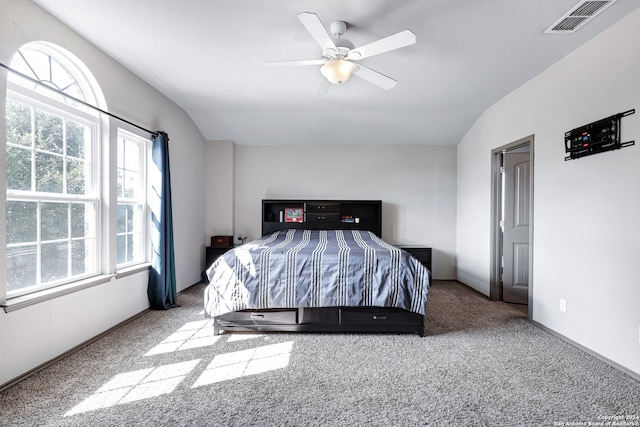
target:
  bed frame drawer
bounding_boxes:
[213,307,424,336]
[298,307,339,324]
[339,308,423,326]
[216,309,297,325]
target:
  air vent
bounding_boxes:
[544,0,617,33]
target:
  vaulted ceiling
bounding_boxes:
[32,0,640,146]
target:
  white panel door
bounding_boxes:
[503,152,530,304]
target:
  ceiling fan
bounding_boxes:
[261,12,416,95]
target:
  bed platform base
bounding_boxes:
[212,307,424,337]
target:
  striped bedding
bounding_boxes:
[204,229,430,318]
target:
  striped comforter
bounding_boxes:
[204,229,430,317]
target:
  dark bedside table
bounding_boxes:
[398,246,432,271]
[203,245,235,278]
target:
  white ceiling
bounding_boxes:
[32,0,640,146]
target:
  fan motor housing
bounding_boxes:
[330,20,347,37]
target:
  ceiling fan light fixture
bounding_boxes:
[320,59,356,85]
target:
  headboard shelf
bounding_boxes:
[262,199,382,237]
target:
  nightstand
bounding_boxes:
[398,246,432,271]
[203,245,235,276]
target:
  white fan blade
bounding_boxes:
[347,30,416,60]
[313,77,332,96]
[353,64,397,90]
[297,12,337,51]
[261,59,327,67]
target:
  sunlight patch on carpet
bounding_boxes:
[64,360,200,416]
[192,341,293,387]
[226,333,266,342]
[145,319,222,356]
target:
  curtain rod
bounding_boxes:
[0,62,159,137]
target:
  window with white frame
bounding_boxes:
[116,130,147,267]
[5,43,101,298]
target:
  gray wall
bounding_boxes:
[0,0,207,387]
[456,9,640,376]
[206,143,458,280]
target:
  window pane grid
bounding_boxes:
[6,96,98,297]
[116,131,146,267]
[7,99,93,196]
[6,197,98,295]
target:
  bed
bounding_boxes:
[204,200,430,336]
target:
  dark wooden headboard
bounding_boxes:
[262,199,382,237]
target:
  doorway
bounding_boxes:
[490,136,534,317]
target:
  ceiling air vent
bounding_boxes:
[544,0,617,33]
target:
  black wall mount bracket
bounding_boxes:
[564,109,635,161]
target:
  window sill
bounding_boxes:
[1,264,152,313]
[2,274,116,313]
[116,263,151,279]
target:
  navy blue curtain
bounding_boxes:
[148,131,179,310]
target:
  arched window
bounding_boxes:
[9,46,86,104]
[5,42,104,297]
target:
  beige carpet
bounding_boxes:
[0,280,638,426]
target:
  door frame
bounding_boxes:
[490,135,534,318]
